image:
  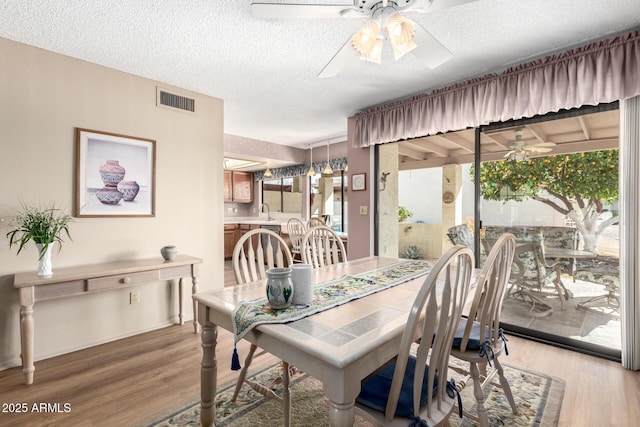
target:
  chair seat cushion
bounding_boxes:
[452,317,489,350]
[356,355,437,418]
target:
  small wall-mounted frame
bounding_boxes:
[351,173,366,191]
[76,128,156,217]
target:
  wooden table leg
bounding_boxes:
[192,273,200,333]
[19,287,35,385]
[178,278,184,325]
[327,400,356,427]
[200,305,217,427]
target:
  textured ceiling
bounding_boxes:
[1,0,639,148]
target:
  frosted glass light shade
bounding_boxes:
[387,13,417,60]
[351,20,380,56]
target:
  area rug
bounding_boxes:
[150,358,564,427]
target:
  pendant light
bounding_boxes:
[263,167,273,178]
[323,141,333,175]
[307,143,316,176]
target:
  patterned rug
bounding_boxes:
[150,357,564,427]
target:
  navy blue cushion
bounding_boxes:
[356,355,438,418]
[451,317,489,350]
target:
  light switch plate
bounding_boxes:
[130,291,140,304]
[359,206,368,215]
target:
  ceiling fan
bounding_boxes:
[504,128,556,162]
[251,0,477,78]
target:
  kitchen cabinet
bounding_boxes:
[224,170,232,202]
[232,171,253,203]
[224,224,236,259]
[237,223,260,242]
[224,223,261,260]
[223,170,254,203]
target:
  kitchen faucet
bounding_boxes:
[261,203,274,221]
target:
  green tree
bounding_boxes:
[474,150,618,251]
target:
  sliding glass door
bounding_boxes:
[478,105,621,360]
[390,103,621,361]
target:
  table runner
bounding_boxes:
[232,259,432,343]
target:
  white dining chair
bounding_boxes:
[355,245,474,426]
[286,217,306,263]
[449,233,519,427]
[306,216,325,229]
[301,225,347,268]
[230,228,294,426]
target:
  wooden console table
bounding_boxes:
[13,254,202,385]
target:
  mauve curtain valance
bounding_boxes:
[353,29,640,147]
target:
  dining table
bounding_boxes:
[193,255,471,427]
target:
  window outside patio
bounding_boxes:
[386,106,621,357]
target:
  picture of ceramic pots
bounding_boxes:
[96,186,123,205]
[99,160,126,187]
[117,180,140,201]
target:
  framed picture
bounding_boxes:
[76,128,156,217]
[351,173,366,191]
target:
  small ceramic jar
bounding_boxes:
[161,245,178,261]
[266,267,294,309]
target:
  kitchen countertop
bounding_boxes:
[223,217,347,239]
[223,217,289,227]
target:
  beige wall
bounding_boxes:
[0,38,223,369]
[398,223,444,259]
[378,144,399,258]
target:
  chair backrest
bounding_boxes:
[301,225,347,268]
[509,232,550,287]
[447,224,475,250]
[456,233,516,353]
[286,218,307,252]
[232,228,293,285]
[307,216,325,228]
[382,245,473,422]
[539,226,579,273]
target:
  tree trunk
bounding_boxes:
[566,204,618,252]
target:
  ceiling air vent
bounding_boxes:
[156,87,196,114]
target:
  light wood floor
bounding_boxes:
[0,266,639,426]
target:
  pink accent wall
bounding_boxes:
[346,117,373,259]
[224,134,307,163]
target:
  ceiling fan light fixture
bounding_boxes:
[507,151,529,162]
[387,13,417,60]
[351,19,380,56]
[391,37,417,60]
[360,36,384,63]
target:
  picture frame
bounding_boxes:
[76,128,156,217]
[351,173,366,191]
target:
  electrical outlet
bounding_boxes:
[359,206,368,215]
[130,291,140,304]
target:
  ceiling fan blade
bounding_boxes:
[251,3,359,19]
[532,142,557,147]
[407,0,478,13]
[528,147,553,153]
[411,23,453,68]
[318,36,359,78]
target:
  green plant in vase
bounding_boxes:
[6,202,73,276]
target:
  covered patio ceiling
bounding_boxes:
[397,107,620,170]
